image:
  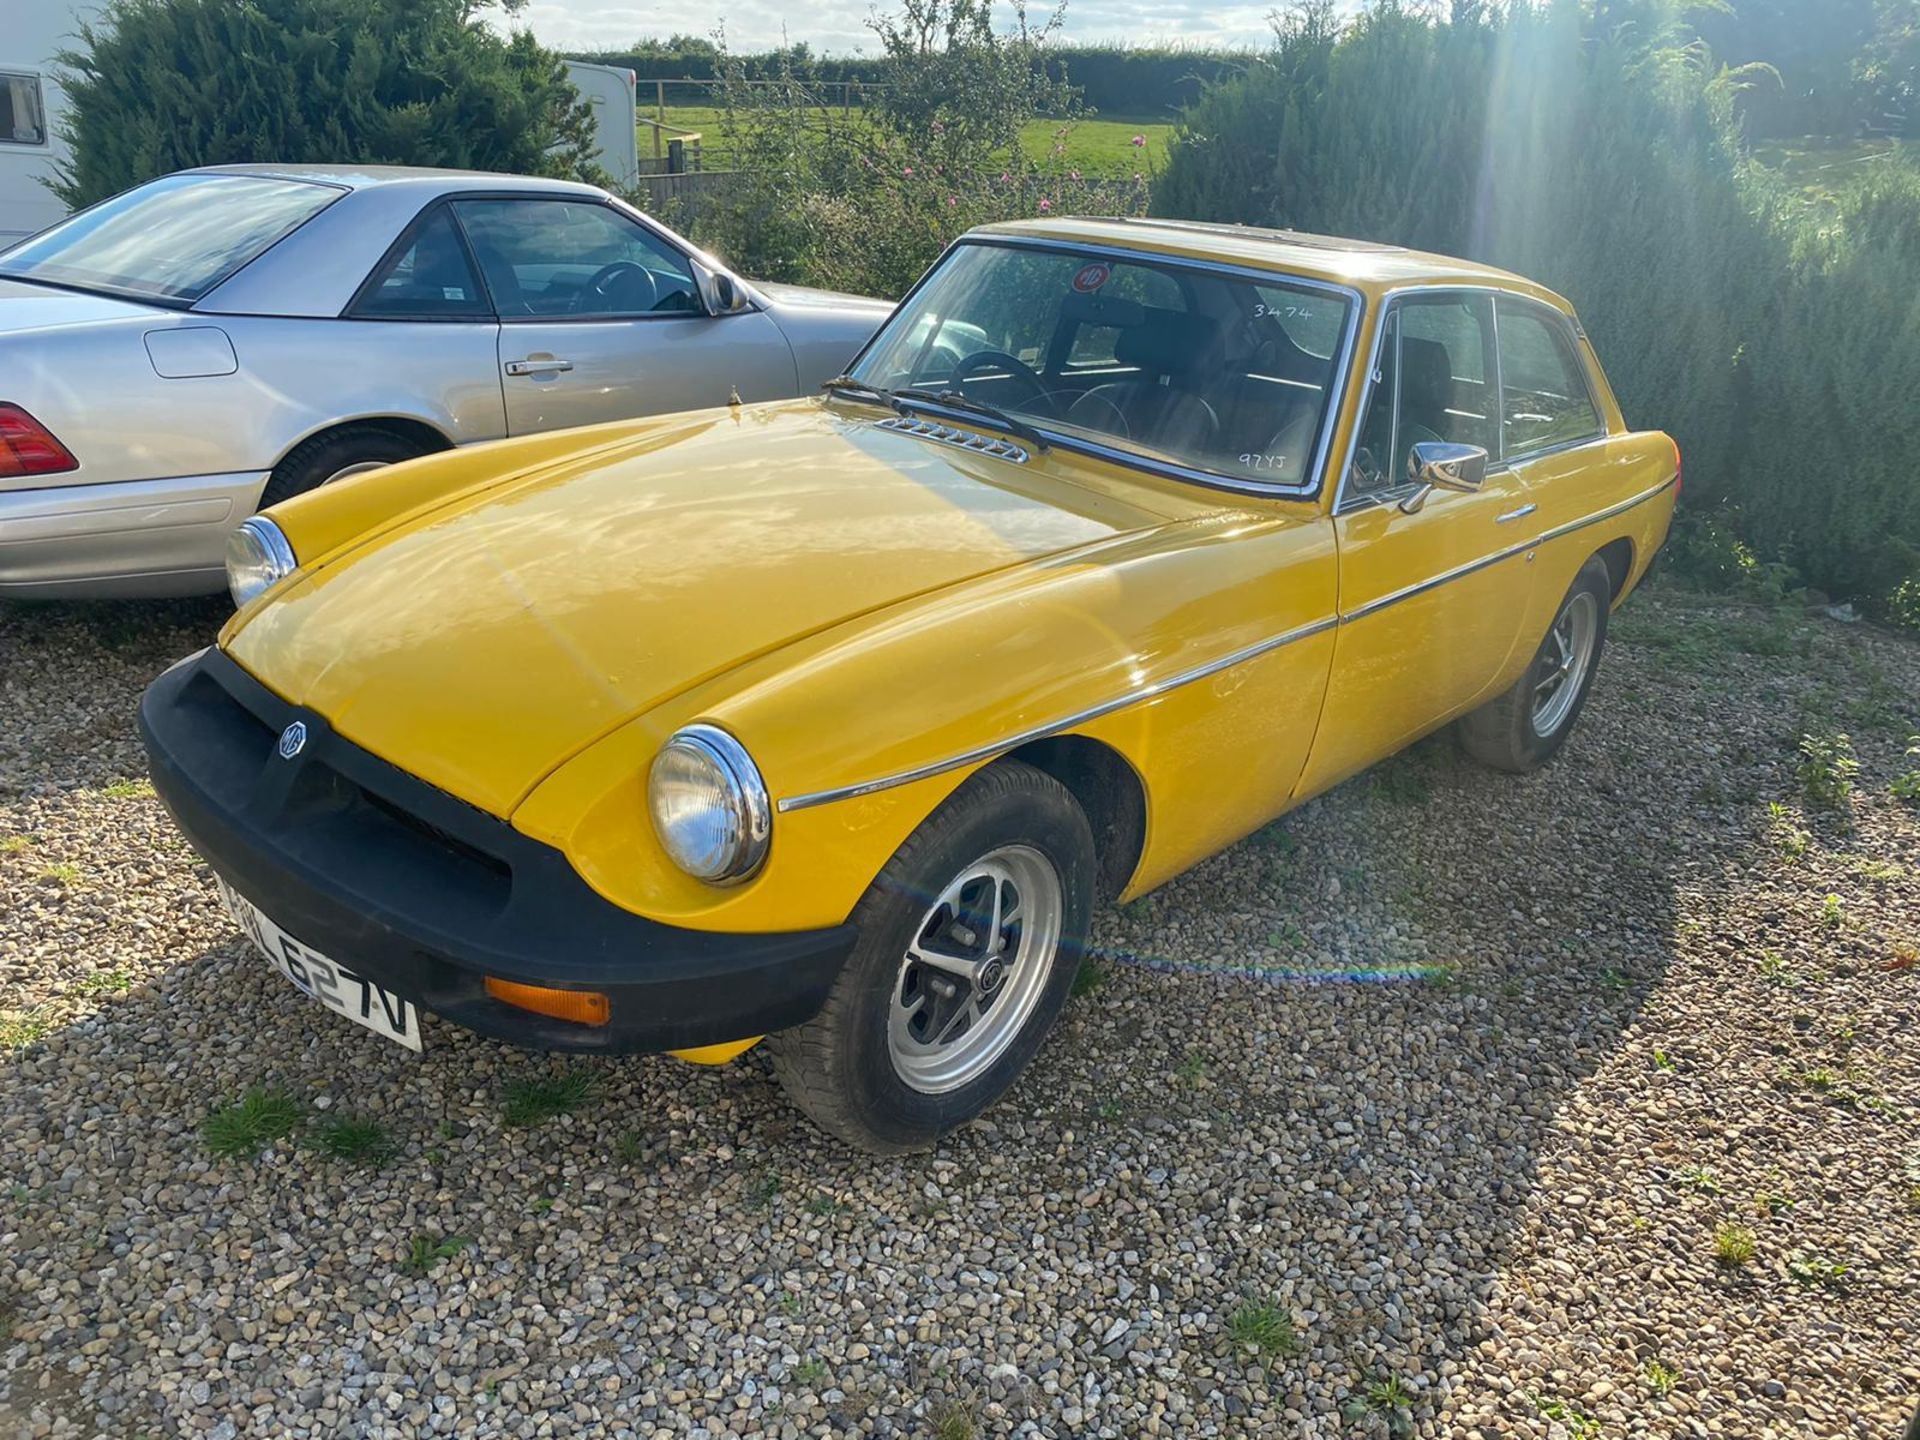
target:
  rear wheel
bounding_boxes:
[259,425,427,509]
[1458,555,1612,773]
[767,761,1095,1153]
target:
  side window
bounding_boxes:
[356,208,490,319]
[1,72,47,146]
[1349,294,1495,496]
[453,199,700,319]
[1497,301,1602,455]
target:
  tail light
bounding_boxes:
[0,404,79,479]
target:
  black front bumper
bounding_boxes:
[139,648,856,1053]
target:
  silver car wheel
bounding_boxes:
[1532,589,1599,736]
[887,844,1063,1095]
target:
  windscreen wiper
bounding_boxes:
[891,387,1052,455]
[820,374,895,407]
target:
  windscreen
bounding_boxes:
[850,241,1355,488]
[0,173,342,303]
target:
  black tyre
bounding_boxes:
[767,760,1096,1153]
[259,425,426,509]
[1458,555,1612,773]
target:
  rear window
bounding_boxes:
[0,173,342,302]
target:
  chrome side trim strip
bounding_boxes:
[1341,473,1676,625]
[776,615,1339,813]
[776,473,1675,812]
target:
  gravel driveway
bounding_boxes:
[2,588,1916,1440]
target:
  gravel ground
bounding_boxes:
[1,586,1916,1440]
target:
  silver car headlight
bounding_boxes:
[647,725,771,883]
[226,516,297,608]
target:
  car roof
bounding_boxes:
[974,216,1575,312]
[183,164,610,201]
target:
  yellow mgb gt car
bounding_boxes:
[141,218,1678,1151]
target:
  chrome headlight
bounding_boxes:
[226,516,297,608]
[647,725,771,883]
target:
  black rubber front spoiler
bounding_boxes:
[138,647,855,1053]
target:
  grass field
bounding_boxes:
[639,106,1175,176]
[1751,136,1920,223]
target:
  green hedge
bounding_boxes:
[569,40,1250,117]
[1155,0,1920,611]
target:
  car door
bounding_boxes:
[1297,290,1539,796]
[450,197,798,435]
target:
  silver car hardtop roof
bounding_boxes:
[191,167,618,317]
[184,164,609,201]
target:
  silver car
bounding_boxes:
[0,166,892,598]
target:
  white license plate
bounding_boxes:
[217,878,423,1052]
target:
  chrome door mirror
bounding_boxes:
[696,263,753,317]
[1399,441,1490,514]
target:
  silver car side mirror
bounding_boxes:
[696,263,753,317]
[1399,441,1489,514]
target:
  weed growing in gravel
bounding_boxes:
[613,1130,645,1163]
[926,1396,978,1440]
[1674,1164,1723,1194]
[0,835,28,854]
[1819,893,1846,929]
[1532,1394,1602,1438]
[99,778,154,800]
[1070,958,1106,997]
[791,1357,829,1387]
[1225,1300,1298,1358]
[751,1172,784,1209]
[1759,950,1802,988]
[1652,1048,1677,1072]
[1795,732,1858,809]
[37,862,80,886]
[201,1087,301,1159]
[1786,1252,1850,1290]
[1754,1189,1796,1217]
[500,1069,599,1127]
[1766,802,1812,861]
[1349,1373,1415,1435]
[1643,1358,1680,1395]
[1174,1049,1209,1085]
[70,968,133,997]
[400,1234,471,1275]
[805,1192,847,1217]
[0,1009,50,1049]
[311,1116,393,1166]
[1893,739,1920,802]
[1848,855,1907,881]
[1714,1222,1758,1266]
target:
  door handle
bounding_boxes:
[1495,503,1537,524]
[504,358,574,377]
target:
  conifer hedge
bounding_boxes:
[1156,0,1920,610]
[52,0,600,210]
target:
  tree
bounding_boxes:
[53,0,600,208]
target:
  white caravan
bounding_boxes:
[1,0,83,245]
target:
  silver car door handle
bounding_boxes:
[504,358,574,376]
[1495,503,1538,524]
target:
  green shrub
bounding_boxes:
[55,0,599,209]
[692,0,1147,298]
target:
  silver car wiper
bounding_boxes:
[891,387,1051,454]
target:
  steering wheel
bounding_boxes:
[577,260,658,314]
[949,350,1054,414]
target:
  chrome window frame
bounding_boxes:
[1332,283,1612,517]
[843,234,1369,503]
[1492,292,1608,465]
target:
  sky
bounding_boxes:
[508,0,1306,57]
